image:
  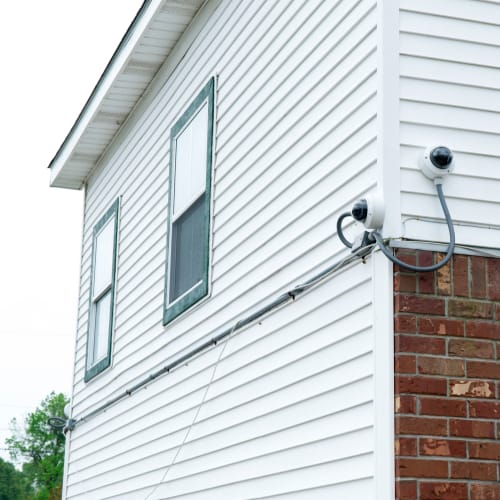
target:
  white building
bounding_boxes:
[50,1,500,498]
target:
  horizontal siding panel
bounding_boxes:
[400,0,500,25]
[401,191,500,227]
[400,54,500,91]
[400,77,500,113]
[401,32,500,68]
[401,122,500,158]
[401,100,500,136]
[401,9,500,47]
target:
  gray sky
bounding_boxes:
[0,0,143,461]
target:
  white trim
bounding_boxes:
[376,0,401,238]
[372,251,395,500]
[168,278,203,307]
[390,238,500,258]
[373,1,398,497]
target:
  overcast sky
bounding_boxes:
[0,0,143,461]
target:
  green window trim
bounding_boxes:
[163,77,215,325]
[85,198,120,382]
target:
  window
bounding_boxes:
[85,199,119,381]
[164,78,215,324]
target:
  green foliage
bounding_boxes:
[6,392,69,500]
[0,457,30,500]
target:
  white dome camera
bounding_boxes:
[419,145,455,180]
[351,192,385,229]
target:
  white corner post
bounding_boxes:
[374,0,399,498]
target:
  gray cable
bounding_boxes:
[336,212,353,248]
[372,183,455,272]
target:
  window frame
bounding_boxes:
[85,198,120,382]
[163,78,215,325]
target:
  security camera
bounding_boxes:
[64,403,71,419]
[351,192,385,229]
[419,145,455,180]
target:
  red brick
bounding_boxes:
[396,355,417,373]
[449,338,495,359]
[471,483,500,500]
[419,271,435,294]
[419,318,464,337]
[419,438,466,457]
[396,458,448,478]
[396,437,417,456]
[395,250,418,272]
[396,480,417,500]
[453,255,469,297]
[451,460,497,480]
[471,257,487,298]
[450,419,495,438]
[449,380,495,399]
[395,273,418,293]
[396,294,446,316]
[395,315,417,334]
[396,335,446,355]
[395,395,417,414]
[395,314,417,333]
[418,251,435,268]
[437,255,451,295]
[448,299,493,319]
[397,375,447,395]
[469,441,500,460]
[418,356,465,376]
[467,360,500,379]
[469,400,500,419]
[420,397,467,417]
[396,416,447,436]
[420,482,468,500]
[466,321,500,340]
[487,258,500,301]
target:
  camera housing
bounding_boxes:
[419,145,455,180]
[351,192,385,229]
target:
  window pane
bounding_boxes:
[93,217,115,297]
[169,194,205,302]
[92,292,111,365]
[173,103,208,216]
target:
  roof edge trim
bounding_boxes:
[49,0,162,188]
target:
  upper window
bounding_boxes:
[85,199,119,381]
[164,78,215,324]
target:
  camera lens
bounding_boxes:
[352,199,368,222]
[430,146,453,169]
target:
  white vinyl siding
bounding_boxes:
[399,0,500,249]
[65,0,379,497]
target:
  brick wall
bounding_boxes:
[394,250,500,500]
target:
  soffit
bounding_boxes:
[49,0,204,189]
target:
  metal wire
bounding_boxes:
[72,248,370,429]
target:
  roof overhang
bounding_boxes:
[49,0,204,189]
